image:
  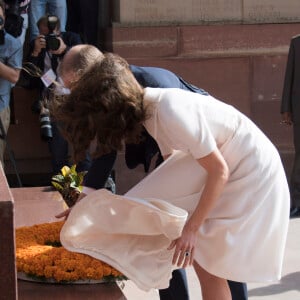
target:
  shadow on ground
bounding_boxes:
[248,272,300,297]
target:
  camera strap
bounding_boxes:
[46,51,59,72]
[41,52,58,87]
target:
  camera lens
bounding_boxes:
[46,35,60,51]
[40,113,53,140]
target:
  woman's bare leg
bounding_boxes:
[193,261,231,300]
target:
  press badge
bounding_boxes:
[41,68,56,88]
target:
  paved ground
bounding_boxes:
[120,218,300,299]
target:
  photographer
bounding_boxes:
[28,15,80,88]
[0,0,22,166]
[25,14,89,174]
[29,0,66,41]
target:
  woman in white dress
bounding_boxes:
[52,53,290,300]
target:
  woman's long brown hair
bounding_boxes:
[50,53,148,163]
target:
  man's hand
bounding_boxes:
[32,34,46,56]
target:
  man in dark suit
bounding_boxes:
[281,34,300,218]
[58,44,248,300]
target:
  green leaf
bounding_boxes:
[69,181,78,189]
[61,166,71,177]
[77,171,87,184]
[51,174,65,183]
[51,181,64,192]
[70,164,77,174]
[50,165,88,205]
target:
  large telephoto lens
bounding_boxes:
[40,112,53,140]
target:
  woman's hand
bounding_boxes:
[55,207,72,219]
[55,192,87,220]
[168,149,229,268]
[168,220,198,268]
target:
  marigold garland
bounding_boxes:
[16,221,124,282]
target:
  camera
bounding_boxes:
[4,0,23,38]
[45,15,60,51]
[39,105,53,141]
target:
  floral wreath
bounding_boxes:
[16,166,125,283]
[16,221,124,282]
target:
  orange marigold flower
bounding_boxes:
[15,222,125,282]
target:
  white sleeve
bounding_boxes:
[157,91,217,159]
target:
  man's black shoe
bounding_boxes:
[290,206,300,218]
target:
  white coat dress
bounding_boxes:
[61,87,290,291]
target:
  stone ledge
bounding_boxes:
[0,163,17,300]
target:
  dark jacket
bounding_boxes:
[281,35,300,124]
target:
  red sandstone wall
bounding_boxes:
[110,23,298,142]
[111,23,297,192]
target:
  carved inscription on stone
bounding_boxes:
[244,1,300,23]
[119,0,242,24]
[118,0,300,24]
